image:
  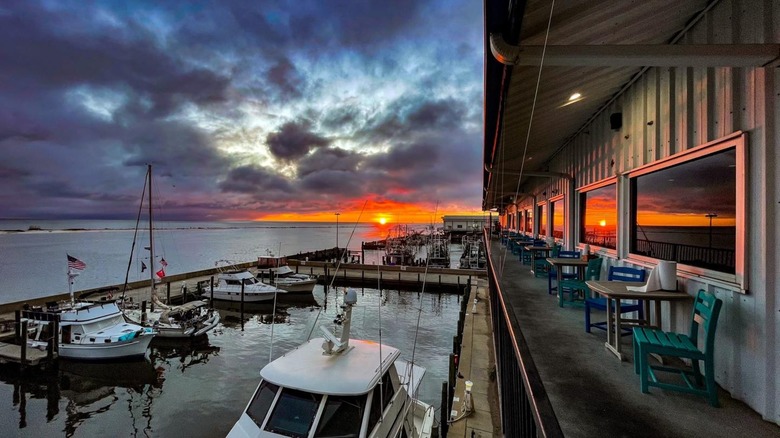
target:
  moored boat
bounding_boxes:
[23,301,155,361]
[227,288,434,438]
[206,269,286,302]
[257,256,318,294]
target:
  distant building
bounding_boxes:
[442,215,490,235]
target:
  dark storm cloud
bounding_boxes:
[219,165,294,195]
[266,121,330,161]
[0,2,230,117]
[357,97,471,143]
[0,0,484,219]
[267,58,305,99]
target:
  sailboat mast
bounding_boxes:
[148,164,155,293]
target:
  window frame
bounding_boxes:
[577,177,618,254]
[625,132,748,292]
[537,201,547,237]
[550,195,565,241]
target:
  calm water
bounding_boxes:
[0,220,429,303]
[0,285,461,437]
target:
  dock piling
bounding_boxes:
[20,320,28,367]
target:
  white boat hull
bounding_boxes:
[206,290,280,302]
[59,330,155,360]
[273,278,317,293]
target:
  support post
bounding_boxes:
[20,320,28,366]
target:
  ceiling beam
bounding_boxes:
[491,36,780,67]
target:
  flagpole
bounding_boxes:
[67,265,74,305]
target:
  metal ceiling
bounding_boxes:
[483,0,716,210]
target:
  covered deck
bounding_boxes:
[486,238,779,437]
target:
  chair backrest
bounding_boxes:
[533,239,546,246]
[689,289,723,353]
[550,245,561,257]
[608,266,646,282]
[558,250,581,259]
[584,257,603,280]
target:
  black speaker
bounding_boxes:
[610,113,622,131]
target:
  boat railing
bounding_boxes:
[484,230,563,437]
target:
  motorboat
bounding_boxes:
[124,299,220,338]
[23,301,155,361]
[257,257,318,294]
[459,235,486,270]
[206,269,286,302]
[120,165,221,338]
[227,289,434,438]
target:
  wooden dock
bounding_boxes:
[0,342,53,366]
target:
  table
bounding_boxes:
[525,245,552,274]
[546,257,589,307]
[585,281,692,361]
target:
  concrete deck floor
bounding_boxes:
[487,239,779,438]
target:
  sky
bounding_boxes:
[0,0,485,224]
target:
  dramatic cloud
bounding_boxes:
[0,0,484,221]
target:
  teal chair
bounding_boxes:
[633,290,723,406]
[557,257,602,307]
[533,244,560,278]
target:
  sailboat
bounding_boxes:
[21,256,156,361]
[122,165,220,338]
[227,288,435,438]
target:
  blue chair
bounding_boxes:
[585,266,646,334]
[633,290,723,406]
[547,250,581,295]
[557,257,602,307]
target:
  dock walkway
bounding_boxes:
[0,341,54,366]
[447,278,500,437]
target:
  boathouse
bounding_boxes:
[482,0,778,435]
[442,215,491,235]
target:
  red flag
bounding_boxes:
[156,268,166,279]
[160,258,168,267]
[141,261,147,272]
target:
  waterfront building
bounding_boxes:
[482,0,779,434]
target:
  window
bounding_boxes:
[247,381,279,427]
[264,388,322,437]
[628,133,746,285]
[551,198,564,239]
[314,395,366,437]
[538,203,547,236]
[579,182,616,249]
[367,372,395,434]
[525,209,533,234]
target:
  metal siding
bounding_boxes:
[514,0,779,422]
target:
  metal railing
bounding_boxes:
[485,232,563,437]
[633,239,735,273]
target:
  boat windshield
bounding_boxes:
[314,394,365,437]
[243,277,258,285]
[264,388,322,438]
[247,381,279,427]
[82,314,126,333]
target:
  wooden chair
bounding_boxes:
[584,266,645,334]
[547,250,581,295]
[632,290,723,406]
[557,257,602,307]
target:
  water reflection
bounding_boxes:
[211,293,320,329]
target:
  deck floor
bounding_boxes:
[488,238,779,437]
[0,342,51,365]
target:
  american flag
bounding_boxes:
[67,254,86,270]
[160,257,168,267]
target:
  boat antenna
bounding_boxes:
[376,262,384,416]
[269,284,279,362]
[121,166,150,302]
[306,200,368,341]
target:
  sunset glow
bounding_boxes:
[379,217,387,225]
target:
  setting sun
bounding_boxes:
[599,219,607,227]
[379,217,387,225]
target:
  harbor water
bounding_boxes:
[0,220,466,436]
[0,285,462,436]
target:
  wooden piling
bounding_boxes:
[20,320,27,367]
[141,301,147,323]
[166,282,171,304]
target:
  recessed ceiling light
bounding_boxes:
[569,92,582,101]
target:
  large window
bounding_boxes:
[551,198,564,239]
[629,134,746,281]
[579,182,617,249]
[537,203,547,236]
[525,209,533,234]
